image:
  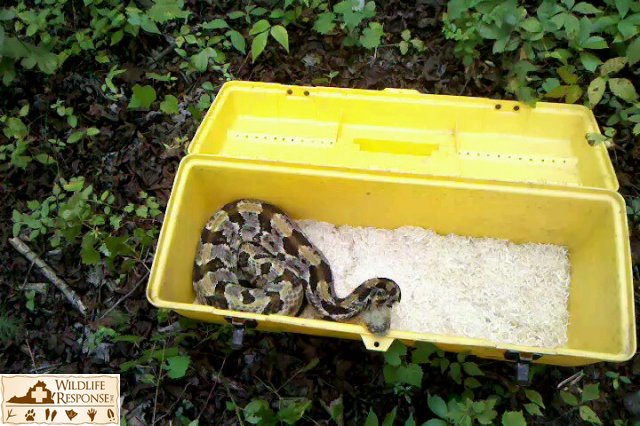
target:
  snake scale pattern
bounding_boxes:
[192,199,402,335]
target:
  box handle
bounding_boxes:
[361,335,395,351]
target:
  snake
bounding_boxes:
[192,199,402,335]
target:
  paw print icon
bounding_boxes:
[25,409,36,421]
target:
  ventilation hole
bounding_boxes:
[497,154,501,158]
[552,159,556,163]
[563,160,567,164]
[513,105,520,111]
[541,159,545,162]
[495,104,502,110]
[519,157,523,160]
[290,138,294,142]
[374,341,380,348]
[529,158,533,162]
[304,90,310,96]
[287,89,293,95]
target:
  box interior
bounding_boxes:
[150,158,632,359]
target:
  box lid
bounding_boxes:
[188,81,618,191]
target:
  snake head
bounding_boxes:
[361,278,401,336]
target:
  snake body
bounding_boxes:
[192,199,401,335]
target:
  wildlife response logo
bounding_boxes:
[0,375,119,425]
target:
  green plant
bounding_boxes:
[626,197,640,222]
[313,0,383,49]
[559,383,602,424]
[605,371,632,390]
[12,179,160,274]
[442,0,640,139]
[242,398,312,425]
[399,29,425,55]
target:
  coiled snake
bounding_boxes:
[192,199,401,335]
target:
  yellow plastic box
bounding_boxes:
[147,81,635,367]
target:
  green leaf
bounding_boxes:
[251,31,269,62]
[616,0,630,18]
[586,132,610,145]
[314,12,336,34]
[524,389,545,408]
[399,41,409,55]
[573,2,603,14]
[558,66,579,84]
[128,84,157,110]
[164,355,190,379]
[428,395,448,419]
[581,36,608,49]
[191,47,218,72]
[67,131,84,144]
[202,19,228,30]
[412,342,437,364]
[384,340,407,366]
[86,127,100,136]
[160,95,179,114]
[270,25,289,53]
[365,408,379,426]
[277,400,311,425]
[609,78,639,102]
[243,400,275,425]
[564,14,580,39]
[404,415,417,426]
[423,420,447,426]
[560,391,579,406]
[464,377,482,389]
[4,117,28,139]
[81,234,100,265]
[462,362,483,376]
[397,363,423,387]
[600,57,627,75]
[524,403,543,416]
[228,30,246,54]
[626,37,640,65]
[382,407,397,426]
[588,77,606,105]
[360,22,384,49]
[147,0,190,23]
[250,19,271,36]
[521,17,543,33]
[35,153,55,165]
[579,52,601,71]
[579,405,602,424]
[581,383,600,402]
[0,8,16,20]
[501,411,526,426]
[566,85,583,103]
[449,362,462,384]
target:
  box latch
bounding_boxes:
[504,351,543,386]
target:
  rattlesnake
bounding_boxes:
[192,199,401,335]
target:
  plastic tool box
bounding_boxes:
[147,81,635,368]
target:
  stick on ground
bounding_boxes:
[10,237,87,316]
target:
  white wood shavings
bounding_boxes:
[297,221,571,348]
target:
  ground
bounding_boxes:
[1,0,639,425]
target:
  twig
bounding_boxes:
[99,271,149,319]
[557,370,584,390]
[196,357,228,420]
[10,237,87,316]
[222,379,245,426]
[152,381,193,425]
